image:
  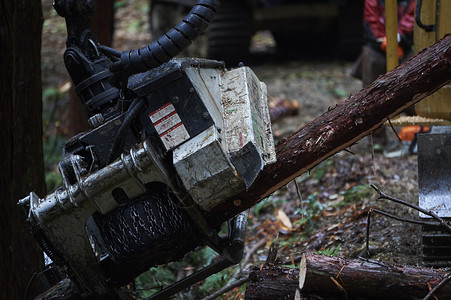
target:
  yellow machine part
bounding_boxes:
[414,0,451,120]
[385,0,399,71]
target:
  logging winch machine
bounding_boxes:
[18,0,276,298]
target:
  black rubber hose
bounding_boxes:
[107,98,146,164]
[110,0,220,88]
[415,0,436,33]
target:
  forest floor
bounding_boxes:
[40,1,435,299]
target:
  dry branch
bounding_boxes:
[245,254,451,299]
[371,184,451,233]
[207,33,451,227]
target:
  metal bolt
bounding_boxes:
[88,113,105,129]
[202,111,210,120]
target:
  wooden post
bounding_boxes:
[385,0,399,71]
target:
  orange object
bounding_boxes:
[398,126,430,142]
[397,45,404,58]
[380,36,387,51]
[380,37,404,58]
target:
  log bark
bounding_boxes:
[206,33,451,227]
[245,254,451,300]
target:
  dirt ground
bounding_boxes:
[40,1,433,298]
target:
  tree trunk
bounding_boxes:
[0,1,46,299]
[245,254,451,299]
[207,33,451,227]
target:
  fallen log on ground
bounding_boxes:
[207,33,451,227]
[269,97,299,122]
[245,253,451,299]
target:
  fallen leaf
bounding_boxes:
[277,209,293,230]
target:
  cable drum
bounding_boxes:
[97,190,200,277]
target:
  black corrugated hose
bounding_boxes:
[109,0,220,88]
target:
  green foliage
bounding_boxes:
[252,194,284,218]
[134,247,230,299]
[333,88,348,98]
[42,87,67,193]
[128,19,143,32]
[43,134,66,166]
[315,244,341,257]
[294,192,324,219]
[134,267,177,298]
[42,87,65,111]
[281,264,297,268]
[313,161,331,180]
[291,71,315,80]
[196,272,229,297]
[135,0,150,14]
[45,171,63,193]
[114,0,127,9]
[300,158,333,181]
[340,184,373,205]
[293,192,325,234]
[252,197,270,218]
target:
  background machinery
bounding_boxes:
[150,0,364,63]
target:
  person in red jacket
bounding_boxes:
[361,0,416,86]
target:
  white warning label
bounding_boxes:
[149,102,175,123]
[149,102,190,150]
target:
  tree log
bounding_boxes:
[269,98,300,122]
[245,254,451,299]
[207,33,451,227]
